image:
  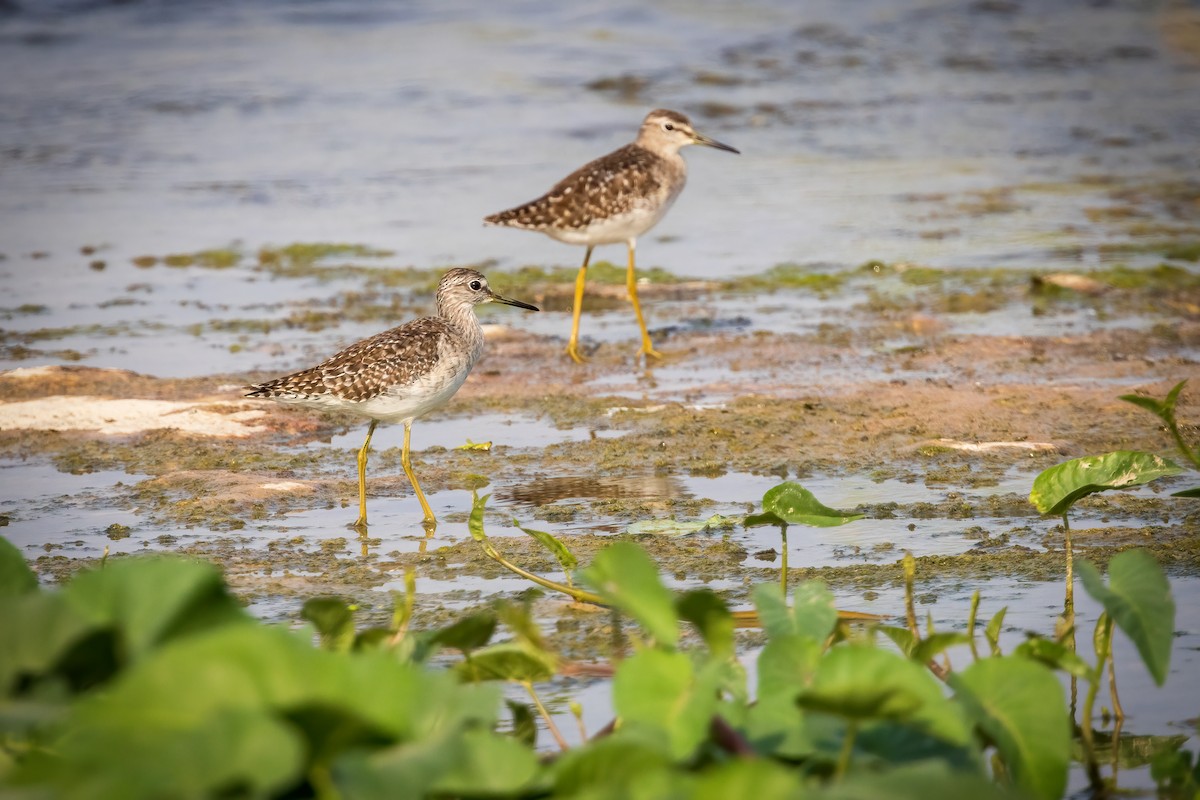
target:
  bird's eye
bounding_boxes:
[664,123,674,131]
[469,280,483,291]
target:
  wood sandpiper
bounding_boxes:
[484,108,739,363]
[246,268,538,530]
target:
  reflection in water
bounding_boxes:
[499,475,685,507]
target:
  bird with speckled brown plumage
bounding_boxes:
[246,268,537,531]
[485,109,738,363]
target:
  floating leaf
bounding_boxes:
[1078,550,1175,686]
[626,514,735,537]
[949,657,1070,800]
[582,542,678,648]
[746,482,865,528]
[1029,450,1182,515]
[301,598,355,653]
[455,439,492,451]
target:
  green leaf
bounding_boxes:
[676,589,734,659]
[47,707,305,800]
[0,591,98,694]
[792,581,839,642]
[798,645,929,722]
[752,482,865,527]
[613,650,722,761]
[1029,450,1183,515]
[514,519,578,574]
[984,607,1008,656]
[1077,550,1175,686]
[751,581,837,644]
[799,645,971,746]
[456,642,557,683]
[551,732,673,795]
[910,631,971,665]
[816,761,1015,800]
[582,542,679,648]
[0,536,36,598]
[430,612,496,653]
[1012,637,1093,679]
[62,556,249,661]
[505,699,537,748]
[757,633,822,703]
[949,657,1070,800]
[430,728,541,795]
[878,626,917,657]
[692,760,804,799]
[493,598,545,650]
[1120,380,1186,425]
[752,582,794,640]
[468,492,489,541]
[301,597,356,652]
[1172,487,1200,498]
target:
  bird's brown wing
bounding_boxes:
[483,144,662,232]
[247,317,454,402]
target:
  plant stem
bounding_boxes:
[1167,418,1200,470]
[835,720,858,781]
[1062,513,1078,719]
[1079,614,1111,792]
[903,552,919,640]
[967,590,981,662]
[524,681,569,751]
[481,541,605,605]
[1108,638,1125,721]
[779,524,789,595]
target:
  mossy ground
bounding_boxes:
[5,242,1200,660]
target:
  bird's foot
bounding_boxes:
[566,343,588,364]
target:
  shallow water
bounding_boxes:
[3,0,1199,376]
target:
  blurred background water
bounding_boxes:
[2,1,1197,354]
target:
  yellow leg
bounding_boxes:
[567,246,593,363]
[352,420,377,530]
[402,419,437,527]
[626,240,662,359]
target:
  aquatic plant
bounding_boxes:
[0,516,1182,799]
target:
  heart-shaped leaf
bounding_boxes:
[1029,451,1182,515]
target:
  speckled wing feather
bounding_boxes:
[484,144,663,232]
[247,317,454,402]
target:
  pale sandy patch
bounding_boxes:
[0,396,266,437]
